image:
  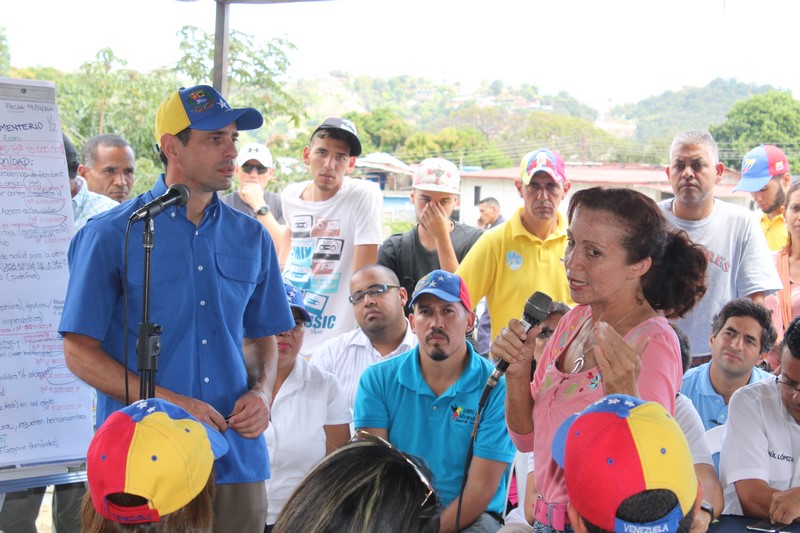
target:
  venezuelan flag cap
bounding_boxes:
[87,398,228,524]
[552,394,698,533]
[154,84,263,146]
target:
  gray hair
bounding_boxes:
[669,130,719,164]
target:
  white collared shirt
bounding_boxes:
[310,320,417,410]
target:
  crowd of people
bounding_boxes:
[4,82,800,533]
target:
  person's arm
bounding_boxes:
[419,200,459,272]
[323,424,351,454]
[690,463,723,533]
[438,457,508,533]
[491,319,537,438]
[735,479,780,519]
[63,332,227,430]
[523,468,539,525]
[353,243,378,272]
[278,226,292,269]
[238,184,286,252]
[769,487,800,524]
[747,291,765,305]
[228,335,277,438]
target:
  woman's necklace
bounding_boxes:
[571,302,642,374]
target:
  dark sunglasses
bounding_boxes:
[352,429,435,507]
[241,163,269,174]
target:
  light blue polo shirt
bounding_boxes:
[681,361,772,471]
[354,343,515,515]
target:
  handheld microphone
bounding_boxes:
[480,291,552,405]
[129,184,190,221]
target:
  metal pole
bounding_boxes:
[213,0,230,96]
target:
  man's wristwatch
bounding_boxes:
[255,206,270,216]
[700,500,715,521]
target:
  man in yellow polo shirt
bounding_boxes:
[733,144,791,251]
[457,148,573,352]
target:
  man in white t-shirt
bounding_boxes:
[720,316,800,521]
[311,264,417,410]
[658,130,781,365]
[280,118,383,357]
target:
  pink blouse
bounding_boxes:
[507,304,682,507]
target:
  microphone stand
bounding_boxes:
[136,216,162,400]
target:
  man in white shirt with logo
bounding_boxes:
[720,316,800,521]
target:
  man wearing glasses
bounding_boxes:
[311,265,417,410]
[354,270,515,533]
[720,316,800,521]
[222,142,285,249]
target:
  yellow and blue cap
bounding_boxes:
[552,394,698,533]
[87,398,228,524]
[154,84,263,146]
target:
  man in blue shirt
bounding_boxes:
[355,270,515,533]
[59,85,293,533]
[681,298,777,470]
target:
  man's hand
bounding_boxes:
[226,389,272,438]
[419,200,452,242]
[168,394,228,433]
[238,183,266,211]
[689,506,713,533]
[770,487,800,524]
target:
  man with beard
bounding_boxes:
[311,264,417,410]
[659,130,780,365]
[354,270,515,533]
[732,145,792,251]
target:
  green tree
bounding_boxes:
[0,27,9,76]
[176,25,303,129]
[344,108,412,153]
[710,90,800,171]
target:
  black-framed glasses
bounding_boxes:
[352,429,435,507]
[241,163,269,174]
[776,376,800,393]
[348,284,400,304]
[537,327,555,340]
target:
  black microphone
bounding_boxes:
[129,184,190,221]
[480,291,552,405]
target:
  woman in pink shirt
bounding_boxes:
[492,188,707,533]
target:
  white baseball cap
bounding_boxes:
[236,142,273,168]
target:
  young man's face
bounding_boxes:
[709,315,764,379]
[410,189,458,221]
[302,135,355,195]
[751,175,788,215]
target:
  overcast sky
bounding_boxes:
[4,0,798,110]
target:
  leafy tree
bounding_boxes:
[490,80,504,97]
[0,27,9,76]
[344,108,412,153]
[710,90,800,171]
[176,25,303,129]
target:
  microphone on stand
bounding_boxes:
[479,291,552,405]
[129,184,190,221]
